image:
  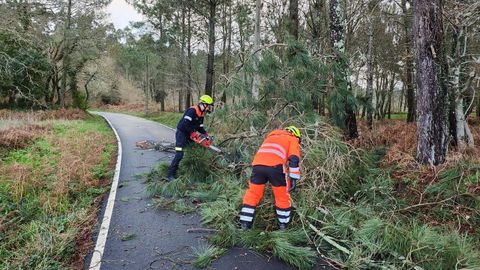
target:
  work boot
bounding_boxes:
[241,221,252,230]
[278,223,287,230]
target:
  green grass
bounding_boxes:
[0,114,115,269]
[389,112,408,120]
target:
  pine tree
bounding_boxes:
[328,0,358,139]
[414,0,448,165]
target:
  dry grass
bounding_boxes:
[353,120,417,164]
[0,115,115,269]
[1,126,112,213]
[354,119,480,165]
[97,103,147,112]
[95,103,177,115]
[0,108,87,121]
[0,109,88,151]
[0,124,51,149]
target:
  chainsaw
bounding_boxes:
[190,131,223,153]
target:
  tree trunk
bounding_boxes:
[386,72,395,119]
[366,21,374,129]
[60,0,73,108]
[477,95,480,117]
[252,0,261,101]
[399,83,405,113]
[401,0,415,123]
[308,0,322,56]
[179,6,187,112]
[221,1,232,103]
[145,54,150,116]
[186,7,193,109]
[380,73,388,119]
[288,0,299,40]
[414,0,448,165]
[374,68,380,119]
[54,66,60,105]
[204,0,217,97]
[329,0,358,139]
[44,73,53,106]
[84,72,96,105]
[451,26,474,149]
[405,60,415,122]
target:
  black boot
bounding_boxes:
[241,221,252,230]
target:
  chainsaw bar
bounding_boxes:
[208,145,223,153]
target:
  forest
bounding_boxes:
[1,0,480,269]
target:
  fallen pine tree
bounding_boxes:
[146,114,480,269]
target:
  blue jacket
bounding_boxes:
[176,105,207,135]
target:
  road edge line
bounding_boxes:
[89,114,123,270]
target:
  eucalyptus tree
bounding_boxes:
[444,0,479,149]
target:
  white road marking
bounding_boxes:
[89,114,123,270]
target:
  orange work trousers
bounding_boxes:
[240,165,292,226]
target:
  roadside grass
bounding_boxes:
[388,112,407,120]
[0,111,115,269]
[145,118,480,269]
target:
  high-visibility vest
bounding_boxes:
[252,130,301,180]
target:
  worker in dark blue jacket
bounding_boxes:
[167,95,214,180]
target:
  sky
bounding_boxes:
[106,0,144,30]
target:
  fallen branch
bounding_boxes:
[394,193,476,213]
[308,223,351,255]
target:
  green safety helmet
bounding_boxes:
[199,95,214,105]
[285,126,301,138]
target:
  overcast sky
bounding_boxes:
[106,0,144,30]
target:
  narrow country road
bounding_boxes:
[84,112,298,270]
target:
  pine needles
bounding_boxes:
[272,239,317,270]
[145,45,480,269]
[192,244,226,268]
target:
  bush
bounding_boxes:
[100,91,122,105]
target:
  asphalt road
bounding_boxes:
[84,112,303,270]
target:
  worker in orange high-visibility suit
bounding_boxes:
[240,126,301,230]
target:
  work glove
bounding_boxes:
[288,178,297,193]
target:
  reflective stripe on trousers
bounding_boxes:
[239,204,255,223]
